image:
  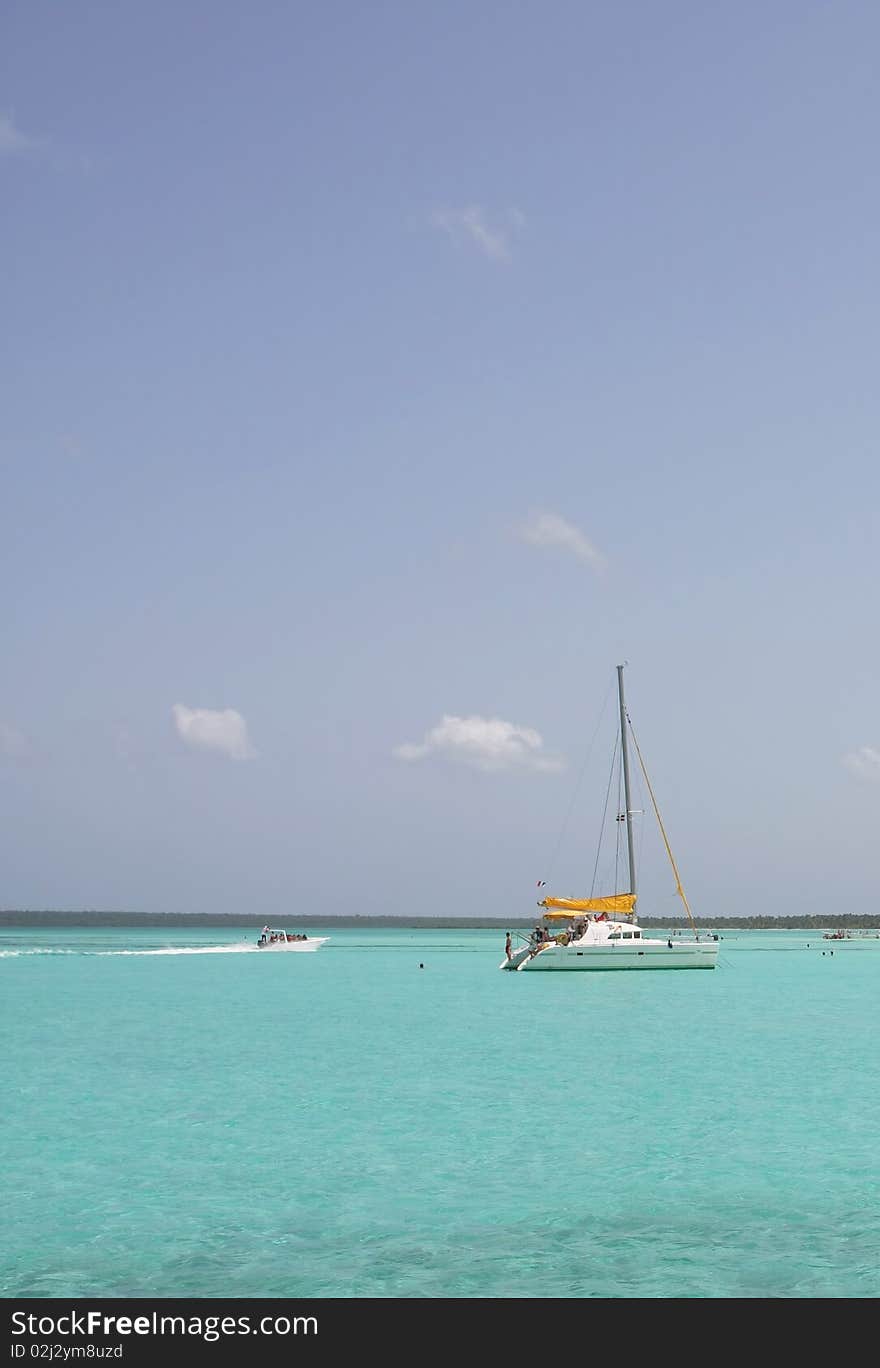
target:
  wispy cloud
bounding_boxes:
[394,714,564,773]
[0,113,38,156]
[0,722,28,759]
[520,511,606,573]
[172,704,256,761]
[843,746,880,781]
[429,206,524,263]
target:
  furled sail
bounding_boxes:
[539,894,636,915]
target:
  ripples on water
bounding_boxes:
[3,926,878,1297]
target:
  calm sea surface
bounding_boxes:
[2,924,878,1298]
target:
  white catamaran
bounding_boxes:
[501,665,717,972]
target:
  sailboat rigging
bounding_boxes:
[501,665,717,971]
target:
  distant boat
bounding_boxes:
[256,927,327,952]
[501,665,717,972]
[820,929,880,940]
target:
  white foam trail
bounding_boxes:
[0,944,256,958]
[106,942,326,956]
[99,944,258,956]
[1,942,326,958]
[0,948,82,957]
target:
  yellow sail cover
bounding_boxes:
[540,894,636,916]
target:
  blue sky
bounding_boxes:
[3,1,880,918]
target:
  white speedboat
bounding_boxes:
[256,927,327,951]
[501,665,717,972]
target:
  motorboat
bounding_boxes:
[256,926,327,951]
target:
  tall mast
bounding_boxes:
[617,663,637,903]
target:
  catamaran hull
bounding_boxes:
[506,943,717,971]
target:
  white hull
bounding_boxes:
[501,924,717,971]
[257,937,327,952]
[506,941,716,970]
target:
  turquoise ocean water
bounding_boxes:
[2,924,879,1299]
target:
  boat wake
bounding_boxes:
[97,944,261,956]
[1,944,263,958]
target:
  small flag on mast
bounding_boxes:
[536,880,546,887]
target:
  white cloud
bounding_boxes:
[429,206,524,263]
[0,722,28,759]
[0,113,37,156]
[172,704,256,760]
[843,747,880,781]
[520,511,606,572]
[393,714,564,773]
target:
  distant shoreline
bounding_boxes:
[2,910,879,930]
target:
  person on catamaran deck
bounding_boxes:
[505,933,512,960]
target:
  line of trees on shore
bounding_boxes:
[2,910,879,929]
